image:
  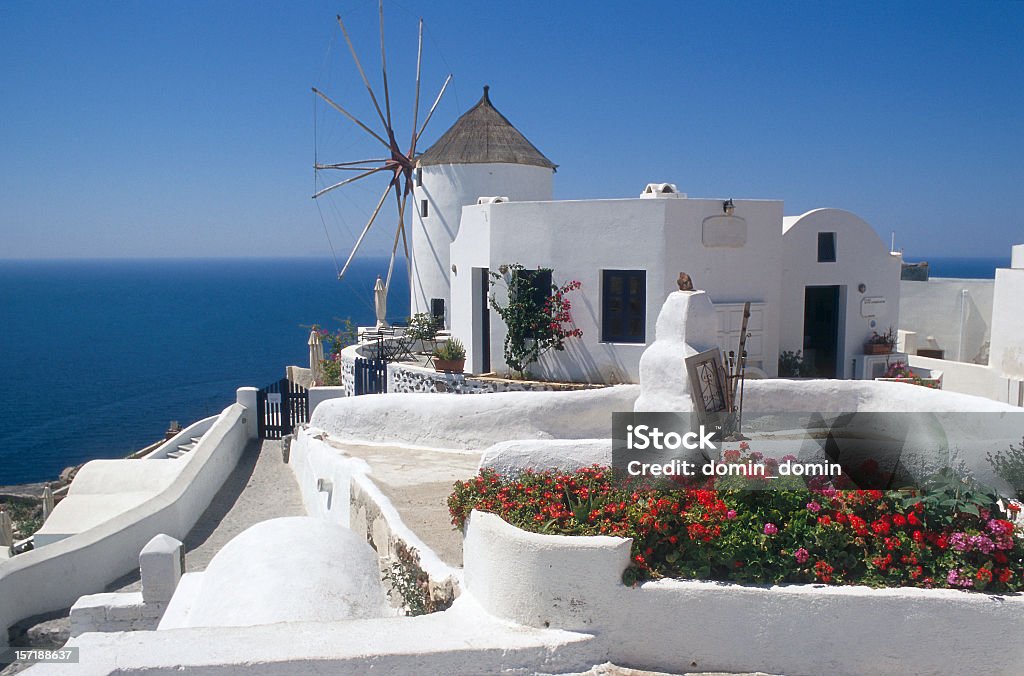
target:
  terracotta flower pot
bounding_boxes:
[863,343,893,355]
[434,358,466,373]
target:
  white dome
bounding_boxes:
[184,517,388,628]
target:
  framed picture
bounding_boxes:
[685,347,732,431]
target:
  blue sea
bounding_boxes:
[0,258,408,485]
[903,256,1010,279]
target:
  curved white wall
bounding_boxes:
[412,162,553,324]
[462,509,1024,675]
[0,401,253,646]
[309,385,639,451]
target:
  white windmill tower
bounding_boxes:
[311,2,452,312]
[410,86,557,327]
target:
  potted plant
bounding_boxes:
[433,337,466,373]
[406,312,440,341]
[864,326,897,355]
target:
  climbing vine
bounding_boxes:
[488,263,582,379]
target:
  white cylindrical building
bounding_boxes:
[412,86,555,326]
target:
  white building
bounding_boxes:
[413,88,902,384]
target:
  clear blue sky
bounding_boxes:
[2,1,1021,260]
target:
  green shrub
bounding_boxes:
[434,337,466,361]
[988,437,1024,499]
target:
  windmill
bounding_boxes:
[312,1,452,302]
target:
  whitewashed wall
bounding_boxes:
[308,385,639,451]
[908,355,1015,403]
[462,510,1024,676]
[412,162,553,324]
[451,196,784,383]
[899,278,994,363]
[780,209,902,379]
[0,398,253,647]
[990,249,1024,382]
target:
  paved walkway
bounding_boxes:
[111,438,304,591]
[326,441,479,567]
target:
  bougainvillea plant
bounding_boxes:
[308,320,358,385]
[488,263,582,378]
[448,447,1024,591]
[882,360,940,389]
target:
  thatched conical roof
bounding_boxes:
[417,86,556,170]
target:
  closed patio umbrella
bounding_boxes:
[308,329,325,385]
[0,510,12,549]
[42,484,55,522]
[374,276,388,328]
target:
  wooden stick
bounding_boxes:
[409,19,423,157]
[312,87,390,149]
[336,14,389,131]
[379,0,393,133]
[338,180,394,280]
[417,74,452,140]
[312,166,388,199]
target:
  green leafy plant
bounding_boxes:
[381,542,452,616]
[988,437,1024,498]
[434,337,466,361]
[0,500,43,539]
[867,326,898,347]
[907,467,1002,526]
[488,263,582,379]
[778,350,809,377]
[406,312,441,342]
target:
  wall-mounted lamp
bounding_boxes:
[723,199,735,215]
[451,264,457,274]
[858,283,867,293]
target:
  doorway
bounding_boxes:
[473,268,491,374]
[803,286,841,378]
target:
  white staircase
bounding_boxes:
[168,437,202,459]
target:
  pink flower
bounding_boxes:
[764,523,778,535]
[806,501,821,513]
[794,548,809,564]
[726,509,737,520]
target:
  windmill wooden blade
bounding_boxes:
[416,74,452,144]
[336,14,389,131]
[397,190,412,288]
[315,159,388,170]
[409,19,423,154]
[313,166,388,199]
[312,88,390,149]
[338,180,395,280]
[384,215,403,291]
[379,0,393,133]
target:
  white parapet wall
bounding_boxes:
[909,354,1015,403]
[309,385,639,451]
[288,429,459,608]
[462,510,1024,676]
[0,393,255,647]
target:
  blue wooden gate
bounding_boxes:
[257,377,309,439]
[354,357,387,395]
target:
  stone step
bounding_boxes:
[167,450,186,459]
[177,442,196,453]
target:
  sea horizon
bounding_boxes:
[0,256,410,486]
[0,253,1012,486]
